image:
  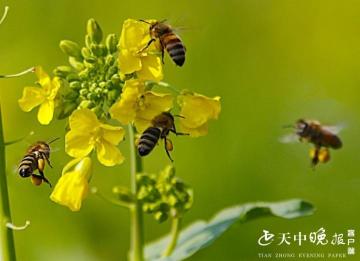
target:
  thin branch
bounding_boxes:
[0,6,9,25]
[0,67,35,79]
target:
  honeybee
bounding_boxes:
[137,112,187,161]
[18,138,59,187]
[139,20,186,66]
[281,119,343,167]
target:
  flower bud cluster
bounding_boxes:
[136,165,193,223]
[54,19,122,119]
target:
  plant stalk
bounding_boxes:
[0,67,35,79]
[128,124,144,261]
[0,104,16,261]
[163,217,182,257]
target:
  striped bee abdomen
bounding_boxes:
[162,33,186,66]
[18,152,38,178]
[138,127,161,156]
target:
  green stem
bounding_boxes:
[0,6,9,25]
[0,104,16,261]
[163,217,181,257]
[0,67,34,79]
[128,124,144,261]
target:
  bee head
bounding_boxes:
[295,119,308,135]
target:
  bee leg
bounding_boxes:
[138,38,156,53]
[170,129,189,136]
[164,137,173,162]
[39,152,53,168]
[161,49,165,64]
[39,170,52,187]
[45,156,53,168]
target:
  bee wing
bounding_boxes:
[279,133,299,144]
[50,147,60,153]
[322,124,345,135]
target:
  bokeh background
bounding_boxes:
[1,0,360,260]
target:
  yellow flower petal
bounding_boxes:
[110,79,144,124]
[100,124,125,145]
[48,77,61,99]
[137,55,163,82]
[69,108,99,132]
[118,49,142,75]
[18,87,46,112]
[135,91,173,133]
[178,93,221,137]
[37,100,54,125]
[119,19,152,51]
[50,157,92,211]
[96,140,124,166]
[35,66,51,89]
[65,131,94,158]
[118,19,163,81]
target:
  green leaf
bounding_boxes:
[145,199,314,261]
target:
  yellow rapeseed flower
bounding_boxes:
[65,108,125,166]
[18,66,61,125]
[50,157,92,211]
[177,91,221,137]
[118,19,163,81]
[110,79,173,132]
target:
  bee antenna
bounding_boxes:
[173,114,185,119]
[282,124,295,129]
[138,19,151,24]
[48,137,60,144]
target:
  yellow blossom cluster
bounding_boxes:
[18,18,221,211]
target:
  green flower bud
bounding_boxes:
[99,81,106,88]
[79,89,89,96]
[69,81,81,90]
[111,74,120,85]
[78,68,89,79]
[154,211,168,223]
[57,101,78,120]
[53,66,73,78]
[66,73,80,82]
[79,100,93,109]
[87,18,103,44]
[99,44,107,56]
[107,89,120,102]
[106,34,118,53]
[90,44,102,57]
[69,57,85,71]
[112,186,134,204]
[60,40,82,60]
[94,88,102,95]
[85,35,92,49]
[105,55,115,66]
[81,47,92,59]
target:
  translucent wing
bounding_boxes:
[322,124,345,135]
[279,133,299,144]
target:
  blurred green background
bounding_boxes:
[1,0,360,260]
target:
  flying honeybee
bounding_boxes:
[137,112,187,161]
[18,138,59,187]
[281,119,343,167]
[139,20,186,66]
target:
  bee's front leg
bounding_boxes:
[138,38,156,53]
[38,170,52,188]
